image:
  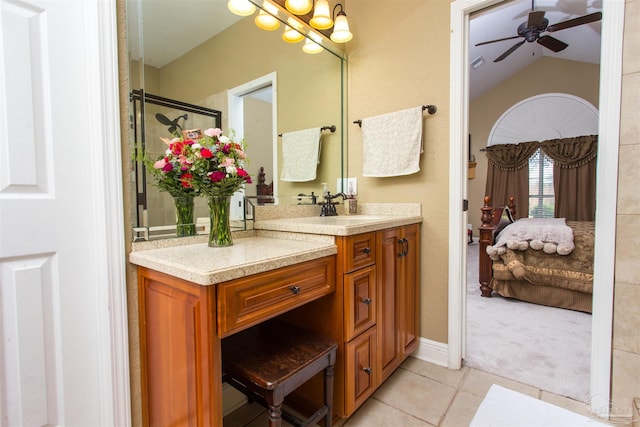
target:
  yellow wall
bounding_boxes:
[345,0,452,343]
[146,16,344,201]
[468,57,600,233]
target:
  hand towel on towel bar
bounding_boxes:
[280,127,322,182]
[362,106,423,177]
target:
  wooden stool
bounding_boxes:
[222,318,337,427]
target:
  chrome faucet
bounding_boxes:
[320,192,347,216]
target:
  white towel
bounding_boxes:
[280,127,322,182]
[362,106,423,177]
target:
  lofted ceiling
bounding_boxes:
[469,0,602,100]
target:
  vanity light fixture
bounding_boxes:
[227,0,256,16]
[330,4,352,43]
[255,1,281,30]
[302,32,323,54]
[282,17,305,43]
[309,0,333,30]
[285,0,312,15]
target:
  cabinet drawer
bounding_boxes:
[345,326,377,415]
[344,265,376,341]
[217,256,335,337]
[342,232,375,273]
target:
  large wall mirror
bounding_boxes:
[126,0,346,240]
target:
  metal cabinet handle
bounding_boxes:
[362,367,372,375]
[360,297,372,305]
[361,247,371,255]
[289,286,301,295]
[397,238,409,257]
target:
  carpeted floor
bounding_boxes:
[464,241,592,402]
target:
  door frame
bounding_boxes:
[448,0,624,416]
[228,72,279,200]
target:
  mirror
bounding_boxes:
[126,0,346,240]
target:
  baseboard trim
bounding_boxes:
[412,337,449,368]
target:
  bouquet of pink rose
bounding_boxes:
[190,127,252,196]
[150,127,252,198]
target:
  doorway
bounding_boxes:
[448,0,623,415]
[229,72,278,213]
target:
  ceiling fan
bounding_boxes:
[475,0,602,62]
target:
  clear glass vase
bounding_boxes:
[207,195,233,247]
[173,195,196,237]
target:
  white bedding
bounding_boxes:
[487,218,575,257]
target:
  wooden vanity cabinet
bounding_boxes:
[376,224,421,382]
[287,224,420,420]
[138,256,336,427]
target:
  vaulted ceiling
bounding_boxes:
[469,0,602,100]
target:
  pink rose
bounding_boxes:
[204,128,223,137]
[221,157,235,167]
[153,158,166,169]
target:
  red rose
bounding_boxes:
[209,171,226,182]
[179,173,193,188]
[236,168,252,183]
[200,148,213,158]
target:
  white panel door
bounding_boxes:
[0,1,129,425]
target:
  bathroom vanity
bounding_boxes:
[130,210,421,426]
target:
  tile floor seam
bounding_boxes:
[369,395,438,427]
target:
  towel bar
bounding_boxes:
[278,125,336,137]
[353,104,437,127]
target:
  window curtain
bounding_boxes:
[484,135,597,220]
[540,135,598,221]
[484,141,538,217]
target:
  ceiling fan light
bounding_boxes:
[282,18,305,43]
[309,0,333,30]
[330,11,352,43]
[227,0,256,16]
[285,0,312,15]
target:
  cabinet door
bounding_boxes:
[400,224,420,356]
[344,265,376,341]
[138,267,222,427]
[345,326,377,415]
[376,228,402,382]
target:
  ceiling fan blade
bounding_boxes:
[537,35,569,52]
[527,10,546,29]
[546,11,602,32]
[494,40,526,62]
[475,35,522,47]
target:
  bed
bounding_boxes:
[478,196,595,313]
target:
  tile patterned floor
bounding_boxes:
[224,356,624,426]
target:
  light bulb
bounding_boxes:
[330,11,352,43]
[255,7,280,31]
[282,18,305,43]
[285,0,312,15]
[309,0,333,30]
[302,37,323,54]
[227,0,256,16]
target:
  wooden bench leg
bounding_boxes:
[267,388,284,427]
[324,365,335,427]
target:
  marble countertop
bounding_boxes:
[129,236,337,286]
[255,214,423,236]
